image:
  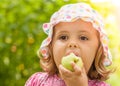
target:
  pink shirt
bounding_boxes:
[25,72,110,86]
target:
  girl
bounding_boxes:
[25,3,112,86]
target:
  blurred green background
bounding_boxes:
[0,0,120,86]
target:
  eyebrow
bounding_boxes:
[55,31,68,34]
[78,30,89,34]
[54,25,91,34]
[53,31,68,37]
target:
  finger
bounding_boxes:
[71,62,82,75]
[59,65,72,77]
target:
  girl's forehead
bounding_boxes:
[54,19,95,31]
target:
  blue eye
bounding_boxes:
[80,36,88,40]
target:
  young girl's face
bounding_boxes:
[51,19,99,73]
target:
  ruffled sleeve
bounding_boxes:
[25,72,66,86]
[25,72,46,86]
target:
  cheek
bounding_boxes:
[52,41,65,69]
[83,55,95,73]
[82,46,97,73]
[52,42,64,58]
[53,57,62,69]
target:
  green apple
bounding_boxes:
[61,53,83,71]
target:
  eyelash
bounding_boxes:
[79,36,88,41]
[59,35,68,40]
[58,35,88,41]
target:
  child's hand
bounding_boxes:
[59,62,88,86]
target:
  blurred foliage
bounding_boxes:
[0,0,120,86]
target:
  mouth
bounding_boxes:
[66,51,80,57]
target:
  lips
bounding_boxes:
[66,51,80,57]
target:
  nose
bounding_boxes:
[68,41,79,48]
